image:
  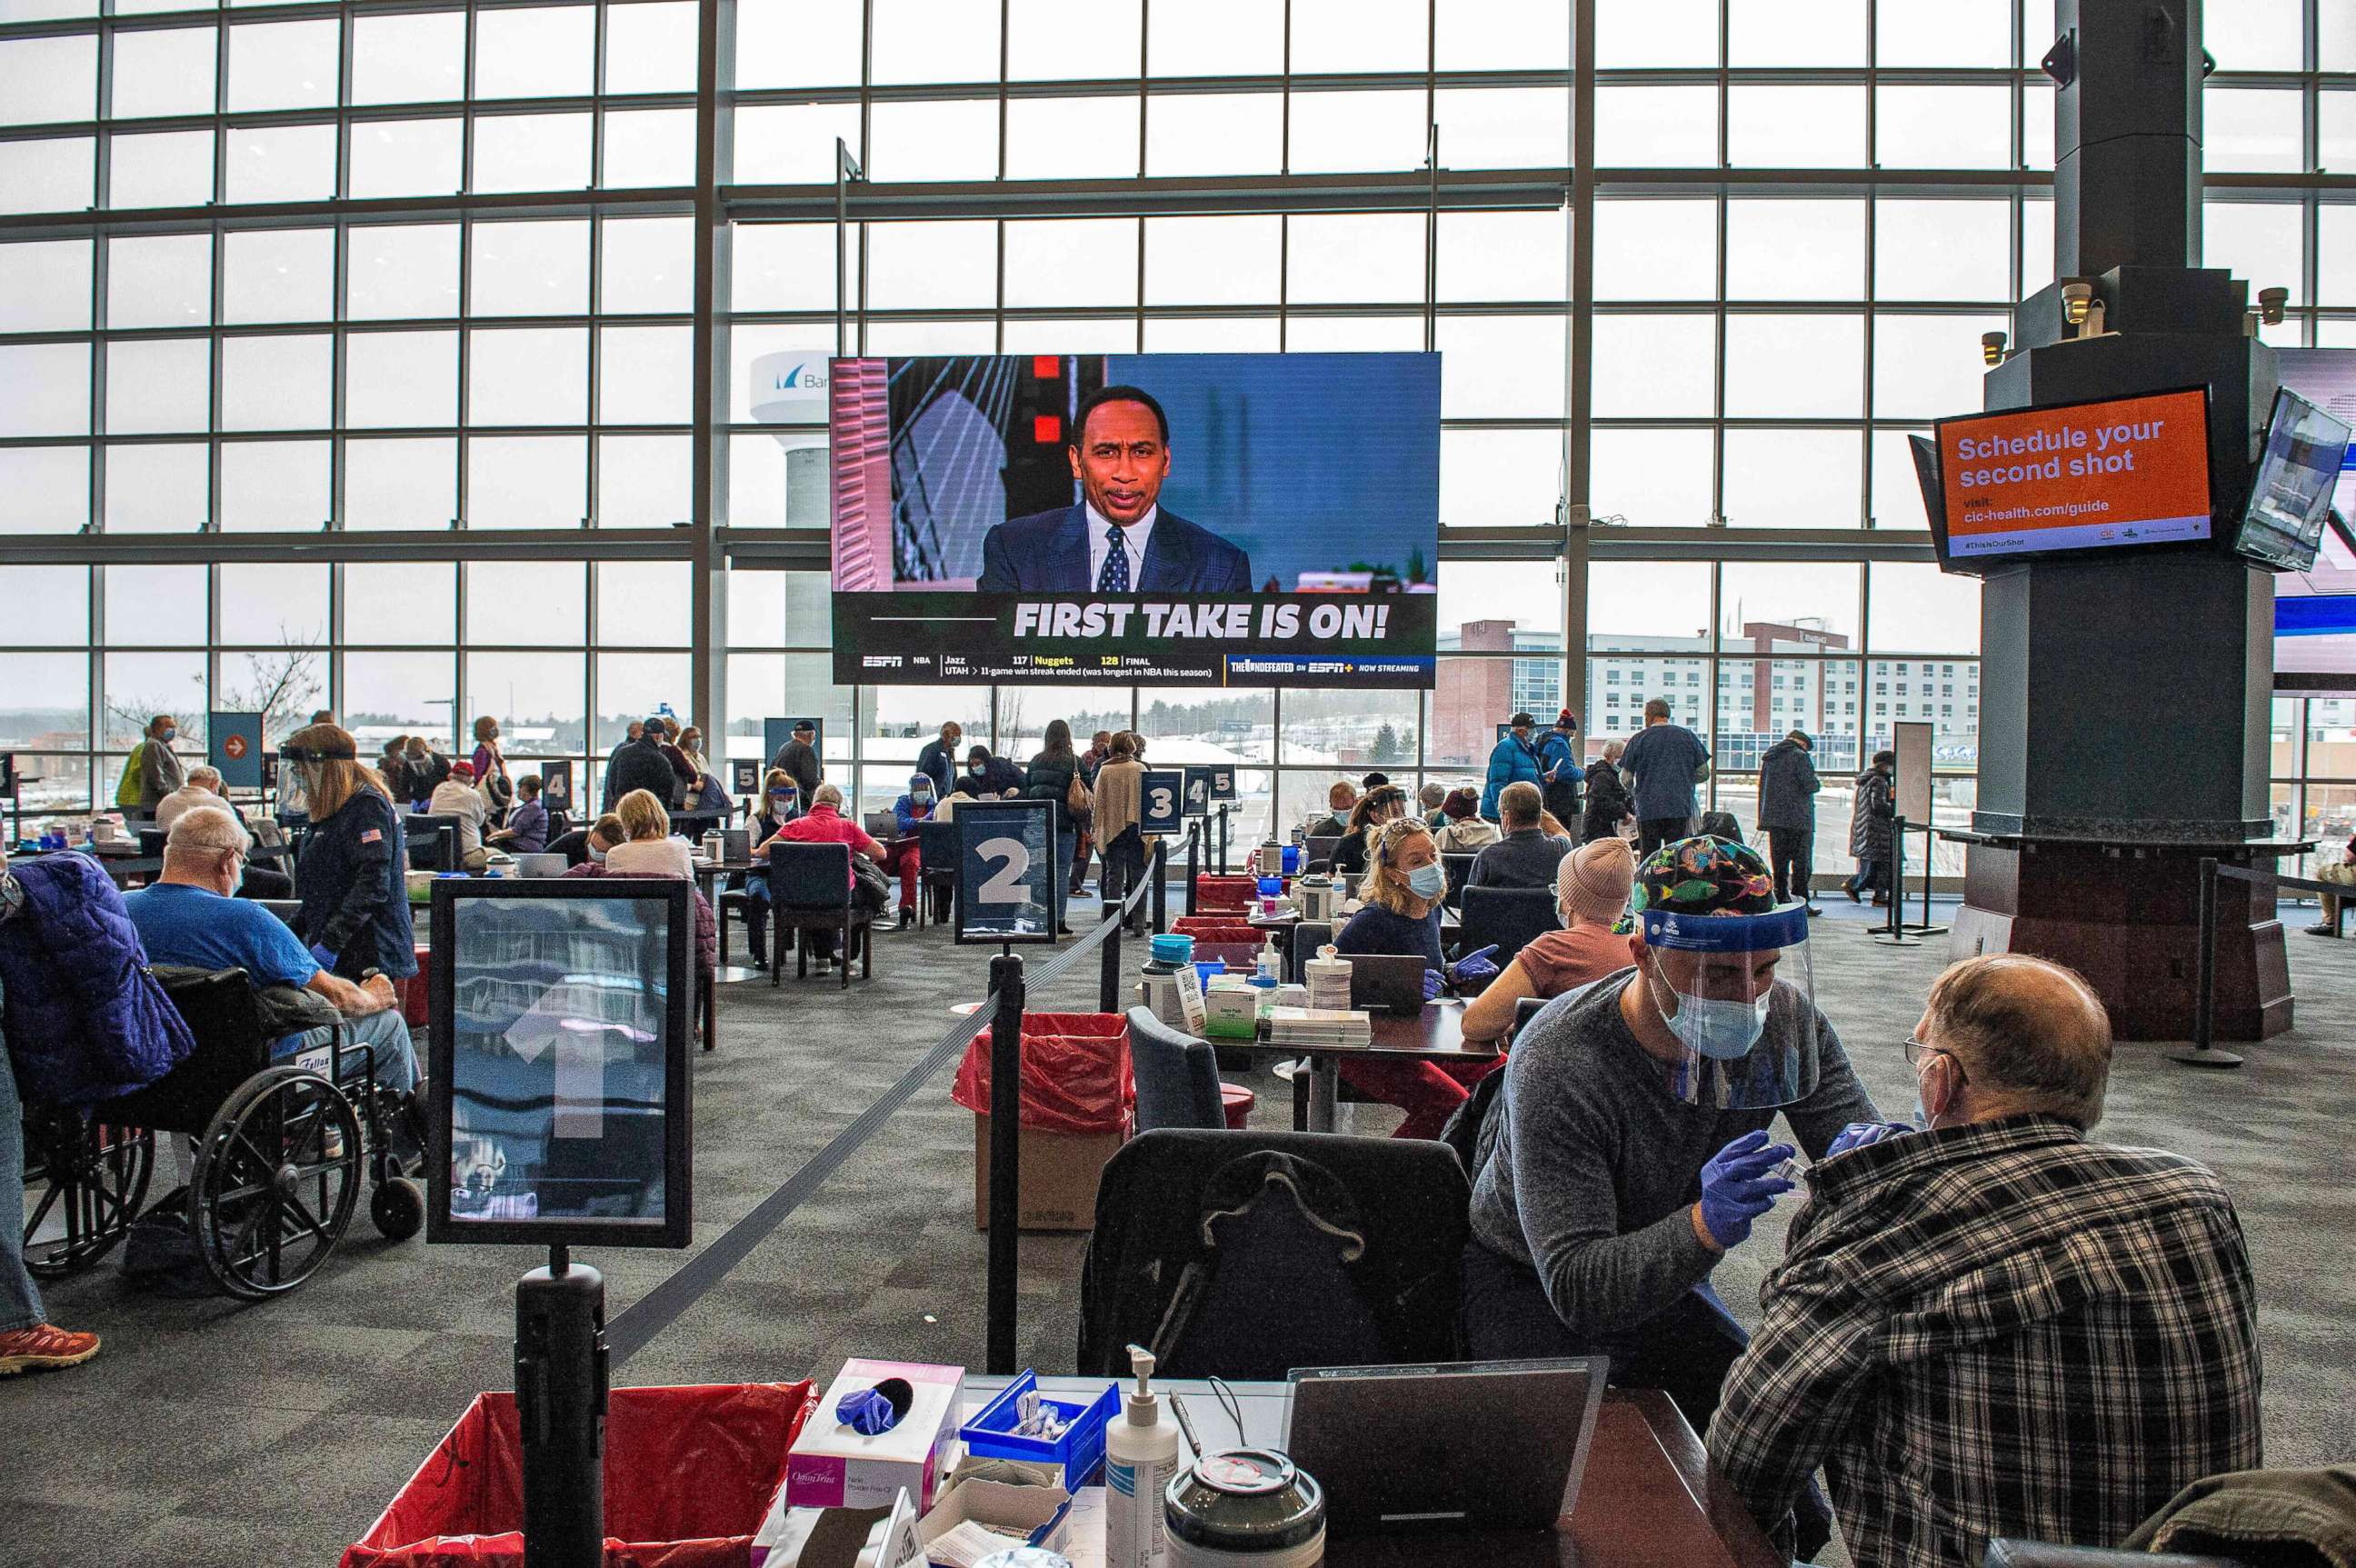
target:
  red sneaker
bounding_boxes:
[0,1323,101,1376]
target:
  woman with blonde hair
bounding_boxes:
[283,722,416,984]
[604,788,694,880]
[1330,815,1503,1139]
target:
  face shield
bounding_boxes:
[1635,903,1818,1110]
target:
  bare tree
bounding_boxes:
[100,633,324,753]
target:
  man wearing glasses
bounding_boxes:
[1708,954,2261,1568]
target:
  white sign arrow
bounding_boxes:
[504,983,644,1139]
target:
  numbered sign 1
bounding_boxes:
[1181,765,1213,818]
[1138,769,1185,835]
[954,798,1059,946]
[1209,765,1237,803]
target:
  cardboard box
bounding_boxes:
[917,1473,1073,1564]
[972,1114,1123,1233]
[787,1360,966,1513]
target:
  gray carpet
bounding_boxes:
[4,890,2352,1567]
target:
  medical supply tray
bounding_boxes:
[958,1373,1118,1486]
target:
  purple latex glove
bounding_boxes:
[1421,968,1444,1002]
[1451,944,1501,988]
[1696,1128,1796,1250]
[1826,1121,1915,1157]
[308,943,337,971]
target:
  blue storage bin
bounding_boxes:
[960,1373,1120,1487]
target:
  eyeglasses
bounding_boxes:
[1902,1036,1968,1082]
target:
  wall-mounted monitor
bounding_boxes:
[425,879,694,1249]
[2236,385,2353,573]
[2272,514,2356,696]
[1931,387,2213,574]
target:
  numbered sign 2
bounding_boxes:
[1209,765,1237,803]
[1182,765,1213,818]
[1138,769,1185,835]
[954,798,1059,945]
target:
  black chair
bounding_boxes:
[1440,851,1479,910]
[1456,884,1559,971]
[765,840,874,987]
[138,826,167,858]
[1287,920,1334,984]
[404,813,461,873]
[918,820,960,927]
[1126,1006,1228,1133]
[1438,996,1550,1171]
[1078,1128,1470,1380]
[1303,834,1341,873]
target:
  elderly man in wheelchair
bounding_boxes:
[5,810,429,1328]
[123,807,422,1116]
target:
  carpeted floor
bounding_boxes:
[5,889,2353,1567]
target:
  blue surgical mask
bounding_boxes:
[159,727,177,744]
[913,787,933,803]
[1406,863,1447,900]
[1647,956,1771,1060]
[227,855,244,896]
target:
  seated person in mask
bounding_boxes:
[123,808,421,1104]
[543,812,624,868]
[488,774,549,855]
[1461,835,1879,1555]
[888,771,938,927]
[1708,954,2261,1568]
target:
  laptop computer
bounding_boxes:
[512,853,569,879]
[1348,953,1428,1018]
[1283,1357,1609,1534]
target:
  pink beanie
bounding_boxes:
[1559,836,1635,924]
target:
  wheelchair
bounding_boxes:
[18,966,424,1301]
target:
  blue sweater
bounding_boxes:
[1335,902,1446,972]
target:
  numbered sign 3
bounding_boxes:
[1138,770,1185,836]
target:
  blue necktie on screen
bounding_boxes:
[1097,524,1130,593]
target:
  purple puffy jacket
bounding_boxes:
[0,854,196,1105]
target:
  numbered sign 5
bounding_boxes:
[1210,766,1237,803]
[1138,769,1185,835]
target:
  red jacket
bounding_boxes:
[768,804,884,889]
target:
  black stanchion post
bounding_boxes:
[1903,824,1949,936]
[516,1245,607,1568]
[985,952,1026,1373]
[1184,827,1199,917]
[2171,856,2242,1069]
[1872,814,1922,948]
[1099,903,1123,1014]
[1150,838,1169,934]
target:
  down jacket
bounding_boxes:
[1480,733,1546,821]
[1850,765,1895,861]
[0,854,196,1104]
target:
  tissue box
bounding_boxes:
[752,1488,924,1568]
[1202,982,1260,1042]
[787,1361,966,1513]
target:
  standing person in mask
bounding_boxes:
[889,770,939,926]
[280,724,416,987]
[734,770,801,964]
[1460,834,1878,1507]
[130,714,186,815]
[470,715,513,817]
[1331,816,1503,1140]
[914,721,963,800]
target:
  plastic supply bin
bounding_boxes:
[960,1372,1121,1487]
[343,1380,817,1568]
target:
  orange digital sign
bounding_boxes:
[1936,387,2212,563]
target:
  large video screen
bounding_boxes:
[828,354,1441,687]
[1934,387,2212,568]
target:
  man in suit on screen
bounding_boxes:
[977,384,1253,594]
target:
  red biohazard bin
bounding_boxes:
[953,1011,1133,1231]
[1191,876,1263,914]
[1170,917,1263,944]
[342,1380,816,1568]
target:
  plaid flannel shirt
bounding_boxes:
[1706,1114,2261,1568]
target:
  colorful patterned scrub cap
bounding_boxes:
[1632,835,1778,917]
